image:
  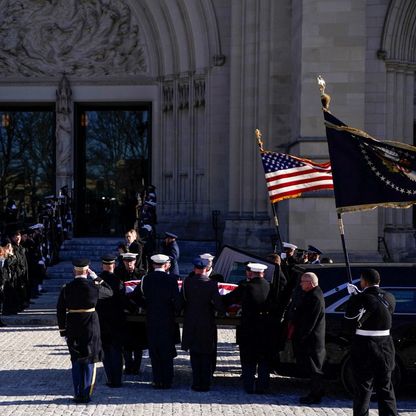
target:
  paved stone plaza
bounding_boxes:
[0,327,413,416]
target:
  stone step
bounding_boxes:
[6,237,217,326]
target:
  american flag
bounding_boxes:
[261,151,333,203]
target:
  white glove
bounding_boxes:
[347,283,361,295]
[88,269,98,280]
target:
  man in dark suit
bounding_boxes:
[56,259,113,403]
[345,268,398,416]
[161,232,180,276]
[181,257,224,392]
[124,229,147,274]
[96,254,125,388]
[130,254,181,388]
[223,262,276,394]
[292,272,326,404]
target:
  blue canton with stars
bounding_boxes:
[261,152,304,173]
[324,110,416,211]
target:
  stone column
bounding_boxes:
[223,0,274,252]
[55,75,73,195]
[383,63,416,259]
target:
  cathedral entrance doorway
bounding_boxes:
[0,105,55,232]
[74,103,151,236]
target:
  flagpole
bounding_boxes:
[255,129,284,254]
[317,75,353,283]
[337,214,353,283]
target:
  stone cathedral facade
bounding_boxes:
[0,0,414,260]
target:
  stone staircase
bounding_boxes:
[2,237,216,327]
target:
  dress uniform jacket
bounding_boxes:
[114,267,147,350]
[133,270,181,358]
[56,277,113,363]
[223,277,276,357]
[345,286,397,416]
[96,271,125,344]
[181,274,224,354]
[292,286,326,376]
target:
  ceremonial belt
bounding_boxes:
[356,329,390,337]
[67,308,96,313]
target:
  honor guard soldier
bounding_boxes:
[199,253,224,283]
[96,254,125,388]
[56,259,113,403]
[130,254,181,389]
[292,272,326,404]
[223,262,276,394]
[345,269,398,416]
[161,232,180,276]
[181,257,225,392]
[115,252,147,375]
[307,245,322,264]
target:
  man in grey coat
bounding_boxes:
[181,257,224,392]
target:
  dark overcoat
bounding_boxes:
[292,286,326,374]
[223,277,277,357]
[133,270,181,359]
[181,274,224,354]
[56,277,113,363]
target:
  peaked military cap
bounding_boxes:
[283,242,297,250]
[165,232,178,239]
[121,252,137,261]
[247,262,268,272]
[200,253,214,261]
[308,245,322,255]
[101,254,116,264]
[72,258,90,269]
[150,254,170,264]
[193,257,210,269]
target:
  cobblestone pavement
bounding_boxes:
[0,327,414,416]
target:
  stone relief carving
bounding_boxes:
[178,81,189,110]
[0,0,147,78]
[56,74,72,177]
[162,84,174,112]
[194,78,205,108]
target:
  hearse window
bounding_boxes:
[227,262,247,284]
[334,289,416,314]
[389,289,416,314]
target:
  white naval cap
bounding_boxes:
[200,253,214,261]
[283,242,297,250]
[150,254,171,264]
[247,262,268,273]
[121,252,137,261]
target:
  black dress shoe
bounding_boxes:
[73,395,90,404]
[106,382,123,388]
[299,394,322,405]
[152,382,162,389]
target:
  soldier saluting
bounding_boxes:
[57,259,113,403]
[345,268,398,416]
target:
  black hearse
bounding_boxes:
[279,262,416,395]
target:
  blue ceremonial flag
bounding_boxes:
[323,110,416,213]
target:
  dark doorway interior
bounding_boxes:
[74,103,151,236]
[0,105,55,232]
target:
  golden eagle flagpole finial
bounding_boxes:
[255,129,264,152]
[317,75,331,111]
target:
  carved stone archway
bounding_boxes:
[378,0,416,259]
